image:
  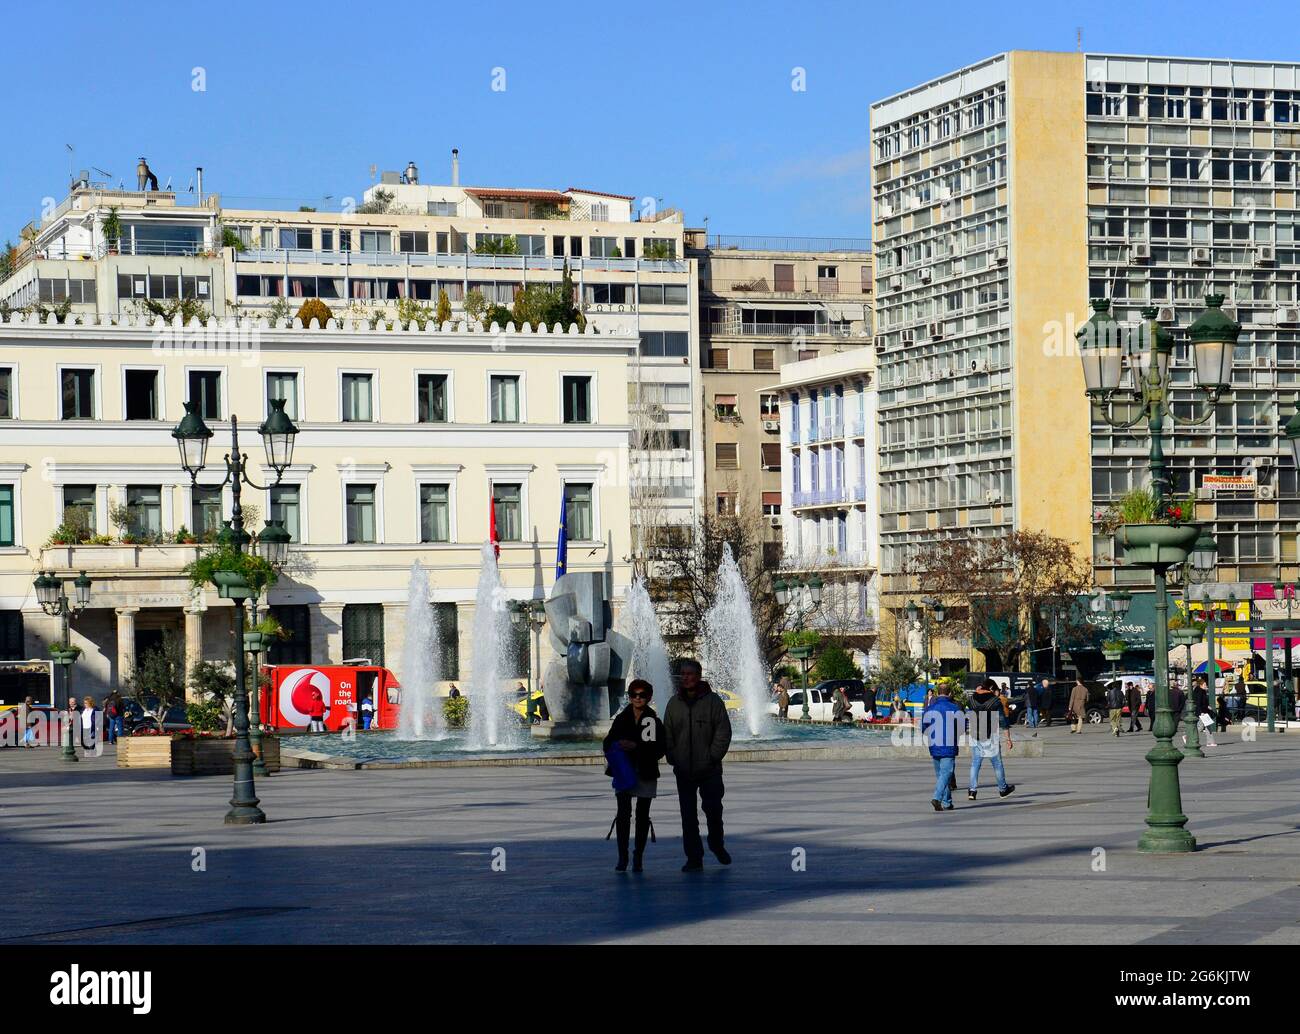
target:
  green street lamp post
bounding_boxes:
[1097,588,1132,680]
[1077,295,1237,853]
[775,576,824,720]
[172,399,299,825]
[509,599,548,721]
[34,570,92,761]
[246,518,292,777]
[1173,535,1218,758]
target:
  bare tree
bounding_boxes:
[904,530,1093,672]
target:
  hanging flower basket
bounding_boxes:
[1102,648,1124,662]
[1117,523,1201,568]
[48,645,81,666]
[242,630,268,653]
[1169,627,1202,647]
[212,570,254,600]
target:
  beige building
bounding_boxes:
[0,313,636,700]
[688,232,872,562]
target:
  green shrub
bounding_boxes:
[443,695,469,728]
[186,699,224,732]
[295,298,333,326]
[812,643,863,682]
[183,544,277,594]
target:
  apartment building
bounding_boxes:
[769,347,881,663]
[0,314,636,699]
[872,50,1300,669]
[689,232,872,562]
[1,154,702,538]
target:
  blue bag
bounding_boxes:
[605,744,637,792]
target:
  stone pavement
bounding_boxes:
[0,723,1296,945]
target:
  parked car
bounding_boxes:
[767,680,868,722]
[121,697,192,734]
[1006,677,1111,725]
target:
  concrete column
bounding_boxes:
[184,608,204,699]
[311,602,345,665]
[115,607,138,687]
[383,602,407,674]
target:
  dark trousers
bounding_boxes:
[675,770,725,862]
[1128,713,1142,732]
[615,792,653,861]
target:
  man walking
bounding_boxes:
[1068,677,1089,734]
[922,682,963,811]
[1039,679,1054,726]
[1128,681,1145,733]
[1026,679,1042,729]
[664,658,732,872]
[967,679,1016,800]
[1107,679,1125,736]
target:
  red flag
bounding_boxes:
[489,493,500,559]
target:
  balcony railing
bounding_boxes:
[98,240,209,259]
[780,548,873,570]
[707,322,845,338]
[235,249,688,274]
[701,234,872,253]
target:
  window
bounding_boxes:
[279,228,313,250]
[121,369,156,420]
[590,236,619,257]
[320,230,334,252]
[564,482,593,541]
[817,265,838,281]
[345,484,377,543]
[266,605,310,665]
[714,394,738,419]
[492,483,522,541]
[62,485,96,536]
[760,393,779,417]
[716,492,737,515]
[191,486,223,539]
[562,375,591,423]
[428,200,457,217]
[342,373,373,422]
[188,370,221,420]
[339,230,352,253]
[0,485,13,546]
[638,331,689,357]
[753,349,775,372]
[61,366,94,421]
[516,234,545,257]
[417,374,448,423]
[761,443,781,469]
[419,484,450,542]
[270,484,301,543]
[774,263,795,292]
[715,443,739,469]
[399,231,429,254]
[711,348,730,370]
[490,375,520,423]
[126,486,161,539]
[359,230,391,253]
[342,604,384,665]
[267,371,299,420]
[435,602,459,679]
[0,367,11,418]
[569,236,583,257]
[0,610,22,660]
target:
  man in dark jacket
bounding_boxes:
[1126,681,1144,732]
[1038,680,1054,726]
[1145,685,1156,729]
[664,658,732,871]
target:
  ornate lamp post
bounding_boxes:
[1077,295,1236,853]
[1171,534,1219,758]
[509,599,548,721]
[774,576,824,720]
[34,570,92,761]
[172,399,299,825]
[244,519,292,776]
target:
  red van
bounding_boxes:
[261,664,402,731]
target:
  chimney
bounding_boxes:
[196,166,204,202]
[451,148,459,186]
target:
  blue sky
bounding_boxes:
[3,0,1298,240]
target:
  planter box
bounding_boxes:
[242,631,268,653]
[1169,629,1202,647]
[116,736,174,769]
[171,735,281,776]
[1102,649,1124,662]
[212,570,254,601]
[1118,523,1200,568]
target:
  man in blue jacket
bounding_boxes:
[922,682,964,811]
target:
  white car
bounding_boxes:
[767,687,869,722]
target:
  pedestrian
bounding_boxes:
[1039,680,1054,726]
[1106,679,1125,736]
[306,687,327,733]
[19,695,37,748]
[1127,681,1145,733]
[1216,695,1231,732]
[831,684,852,723]
[1068,677,1089,734]
[1193,678,1210,723]
[1144,684,1156,728]
[663,658,732,872]
[776,683,790,719]
[1026,679,1043,729]
[104,690,124,745]
[1169,680,1186,719]
[921,681,962,811]
[602,678,666,873]
[967,679,1016,801]
[79,694,97,750]
[448,684,461,699]
[360,694,375,730]
[862,683,877,722]
[1234,680,1246,718]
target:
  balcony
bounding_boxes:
[780,548,873,571]
[792,488,852,507]
[707,322,847,338]
[235,249,687,275]
[40,543,203,576]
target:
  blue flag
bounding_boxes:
[556,489,568,578]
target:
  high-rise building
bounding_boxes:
[872,51,1300,671]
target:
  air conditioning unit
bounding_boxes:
[907,195,922,209]
[919,268,933,283]
[985,490,1001,503]
[1255,245,1276,266]
[1156,305,1177,323]
[889,276,903,291]
[928,321,945,339]
[768,516,782,529]
[1276,307,1300,326]
[878,202,894,217]
[1254,355,1273,369]
[762,419,780,432]
[1130,242,1152,263]
[993,245,1008,264]
[941,201,955,220]
[1259,485,1276,500]
[1191,246,1212,265]
[1196,486,1215,500]
[901,328,916,344]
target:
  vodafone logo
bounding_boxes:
[279,668,332,726]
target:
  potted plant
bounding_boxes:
[1102,638,1127,662]
[102,207,122,255]
[184,543,276,601]
[1167,614,1205,647]
[1102,487,1201,567]
[243,615,287,654]
[47,642,82,665]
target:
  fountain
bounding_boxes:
[465,541,517,749]
[702,545,769,737]
[618,578,674,707]
[395,560,445,741]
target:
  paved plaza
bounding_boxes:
[2,725,1297,945]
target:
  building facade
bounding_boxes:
[0,313,636,700]
[871,50,1300,669]
[690,233,872,562]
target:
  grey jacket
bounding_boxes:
[663,683,732,779]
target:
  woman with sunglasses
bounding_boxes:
[602,678,666,872]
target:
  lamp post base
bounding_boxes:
[224,804,267,826]
[1139,741,1196,853]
